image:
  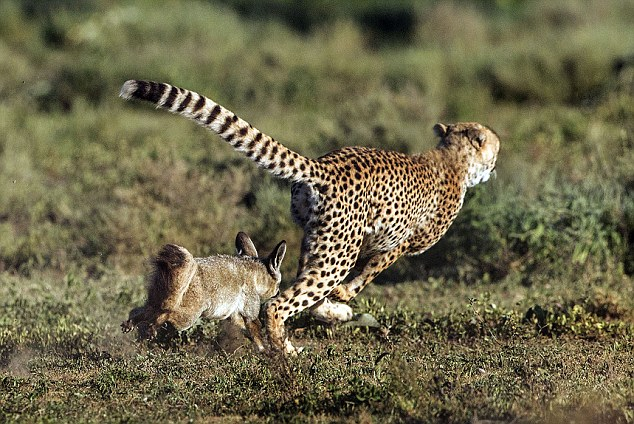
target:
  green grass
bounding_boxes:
[1,0,633,422]
[1,272,633,423]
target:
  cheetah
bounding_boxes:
[120,80,500,355]
[121,232,286,352]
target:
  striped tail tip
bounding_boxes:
[119,79,166,104]
[119,79,140,100]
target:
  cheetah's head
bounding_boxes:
[434,122,500,188]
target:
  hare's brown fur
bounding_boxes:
[122,232,286,352]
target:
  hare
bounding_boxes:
[121,232,286,352]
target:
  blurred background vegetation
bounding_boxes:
[0,0,633,288]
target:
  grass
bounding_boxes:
[1,272,633,423]
[1,0,633,422]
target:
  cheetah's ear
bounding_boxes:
[474,132,487,148]
[235,232,258,257]
[433,123,448,138]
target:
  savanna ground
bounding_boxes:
[1,0,634,422]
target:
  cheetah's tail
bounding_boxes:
[120,80,317,183]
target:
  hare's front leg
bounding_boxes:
[230,312,266,353]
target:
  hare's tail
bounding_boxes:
[149,244,197,309]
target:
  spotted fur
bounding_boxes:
[120,80,500,355]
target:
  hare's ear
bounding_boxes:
[235,232,258,257]
[268,240,287,274]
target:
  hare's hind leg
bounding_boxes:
[121,306,153,333]
[150,309,199,335]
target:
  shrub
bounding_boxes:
[430,177,629,284]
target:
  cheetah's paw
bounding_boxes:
[310,299,354,324]
[283,338,304,356]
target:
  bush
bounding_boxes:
[420,174,628,285]
[213,0,419,44]
[0,0,633,285]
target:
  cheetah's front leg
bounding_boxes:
[329,243,410,303]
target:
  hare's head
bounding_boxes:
[235,232,286,300]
